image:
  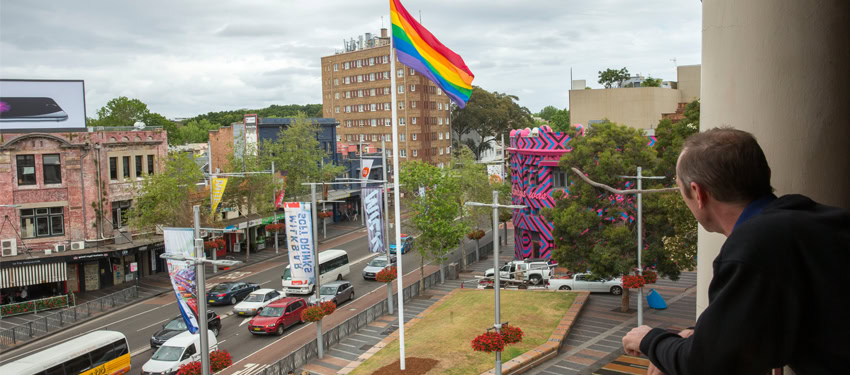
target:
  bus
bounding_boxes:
[282,249,350,295]
[0,330,130,375]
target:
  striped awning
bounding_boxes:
[0,262,67,289]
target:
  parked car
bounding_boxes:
[232,288,284,316]
[548,273,624,295]
[247,297,307,335]
[142,330,217,375]
[485,259,553,285]
[206,281,261,305]
[308,281,355,306]
[362,256,397,280]
[389,234,414,254]
[150,312,222,349]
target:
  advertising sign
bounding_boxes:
[0,79,87,131]
[130,262,138,272]
[164,228,200,334]
[362,187,385,253]
[210,178,228,213]
[283,202,316,286]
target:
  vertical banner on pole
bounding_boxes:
[362,187,385,253]
[360,159,374,187]
[164,228,200,333]
[283,202,316,286]
[211,178,228,213]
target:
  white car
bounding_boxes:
[232,288,283,316]
[548,273,624,295]
[142,330,217,375]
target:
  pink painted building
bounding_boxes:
[0,129,169,297]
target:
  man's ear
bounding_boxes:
[691,182,707,209]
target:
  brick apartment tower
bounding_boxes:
[321,28,453,167]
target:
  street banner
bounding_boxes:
[360,159,373,187]
[211,178,228,213]
[275,190,286,209]
[362,187,385,253]
[283,202,316,287]
[164,228,200,334]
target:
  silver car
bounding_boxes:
[362,256,397,280]
[308,281,354,306]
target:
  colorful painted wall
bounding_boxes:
[508,125,576,261]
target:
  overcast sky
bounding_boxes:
[0,0,701,119]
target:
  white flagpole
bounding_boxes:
[389,9,407,370]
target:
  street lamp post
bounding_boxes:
[466,191,525,375]
[160,206,242,375]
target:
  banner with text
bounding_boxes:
[211,178,228,213]
[362,187,385,253]
[164,228,200,334]
[283,202,316,286]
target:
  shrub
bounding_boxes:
[467,229,485,240]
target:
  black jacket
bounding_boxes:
[640,194,850,374]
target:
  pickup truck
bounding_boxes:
[547,273,624,295]
[484,259,554,286]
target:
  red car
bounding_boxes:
[247,297,307,335]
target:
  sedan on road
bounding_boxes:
[308,281,354,306]
[362,256,396,280]
[248,297,307,335]
[389,234,414,255]
[548,273,624,295]
[233,288,284,316]
[150,311,222,349]
[206,281,261,305]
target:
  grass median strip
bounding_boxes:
[349,289,576,375]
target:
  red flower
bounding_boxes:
[500,324,524,344]
[210,350,232,372]
[643,270,658,284]
[376,266,397,283]
[471,331,506,353]
[622,274,646,289]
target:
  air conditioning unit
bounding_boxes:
[71,241,85,251]
[55,244,67,253]
[1,239,17,257]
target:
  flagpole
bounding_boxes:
[389,6,406,369]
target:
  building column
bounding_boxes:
[699,0,850,318]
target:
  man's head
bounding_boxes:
[676,128,773,233]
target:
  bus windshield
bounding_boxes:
[283,267,291,281]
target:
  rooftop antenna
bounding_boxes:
[419,10,422,24]
[381,16,384,28]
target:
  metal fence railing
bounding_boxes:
[0,286,139,349]
[256,269,443,375]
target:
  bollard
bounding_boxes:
[59,311,64,326]
[28,321,33,338]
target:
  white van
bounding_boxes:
[282,249,350,295]
[142,330,217,375]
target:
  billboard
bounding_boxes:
[0,79,87,131]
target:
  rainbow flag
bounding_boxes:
[390,0,474,108]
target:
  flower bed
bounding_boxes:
[1,295,70,317]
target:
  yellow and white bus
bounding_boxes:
[0,330,130,375]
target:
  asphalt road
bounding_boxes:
[0,225,497,373]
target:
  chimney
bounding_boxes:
[381,28,388,38]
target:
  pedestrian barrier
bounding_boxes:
[0,286,139,349]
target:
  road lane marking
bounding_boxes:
[137,318,169,332]
[131,347,152,357]
[239,317,251,326]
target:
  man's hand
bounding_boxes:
[622,325,653,356]
[648,363,665,375]
[678,328,694,338]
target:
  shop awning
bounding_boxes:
[0,262,67,289]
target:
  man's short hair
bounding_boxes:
[677,127,773,203]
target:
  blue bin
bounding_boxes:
[646,288,667,309]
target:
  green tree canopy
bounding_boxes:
[129,153,207,229]
[451,86,533,160]
[545,121,694,311]
[598,67,630,88]
[89,96,152,127]
[641,77,662,87]
[400,160,467,293]
[549,108,571,133]
[449,146,491,269]
[537,105,560,121]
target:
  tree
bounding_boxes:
[545,121,693,312]
[218,139,277,227]
[259,113,344,202]
[451,87,533,160]
[449,146,491,270]
[400,160,467,293]
[537,105,560,121]
[549,108,571,133]
[654,99,700,176]
[598,67,630,88]
[129,153,207,229]
[170,119,219,145]
[89,96,151,127]
[641,77,662,87]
